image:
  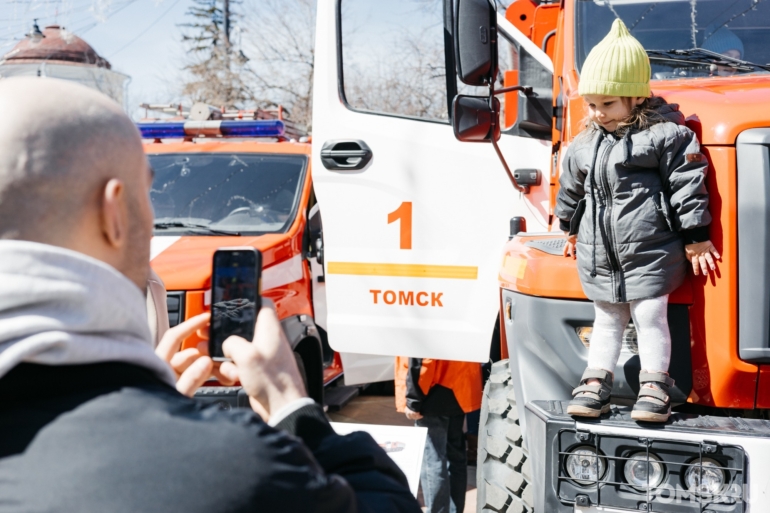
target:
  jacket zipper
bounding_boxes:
[599,137,624,302]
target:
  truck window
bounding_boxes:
[149,153,307,235]
[576,0,770,79]
[340,0,450,122]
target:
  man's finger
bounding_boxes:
[176,356,214,397]
[563,243,570,258]
[169,348,202,376]
[710,246,721,260]
[691,255,700,275]
[156,313,211,362]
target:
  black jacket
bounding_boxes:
[0,362,421,513]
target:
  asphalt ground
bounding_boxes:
[328,393,478,513]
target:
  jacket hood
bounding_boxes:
[653,102,685,125]
[0,241,176,386]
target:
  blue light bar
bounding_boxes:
[219,120,285,137]
[137,122,186,139]
[137,119,286,139]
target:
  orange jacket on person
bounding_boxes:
[395,357,482,416]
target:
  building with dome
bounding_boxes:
[0,22,129,108]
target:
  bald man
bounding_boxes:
[0,78,419,513]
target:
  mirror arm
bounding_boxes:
[488,83,529,194]
[491,138,529,194]
[493,85,532,95]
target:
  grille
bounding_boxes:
[166,291,185,327]
[557,429,745,512]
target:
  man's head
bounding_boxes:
[0,77,153,289]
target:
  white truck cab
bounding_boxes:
[311,0,553,362]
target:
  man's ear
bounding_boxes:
[101,178,127,249]
[635,96,647,107]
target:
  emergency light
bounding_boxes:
[137,119,287,139]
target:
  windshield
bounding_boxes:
[148,153,307,235]
[576,0,770,79]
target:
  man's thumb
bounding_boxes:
[221,335,253,363]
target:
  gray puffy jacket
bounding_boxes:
[556,104,711,303]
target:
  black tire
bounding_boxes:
[294,351,309,394]
[477,359,534,513]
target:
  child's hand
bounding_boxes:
[685,240,721,276]
[563,232,577,259]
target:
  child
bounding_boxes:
[556,19,720,422]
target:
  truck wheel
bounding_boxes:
[294,351,309,393]
[477,359,533,513]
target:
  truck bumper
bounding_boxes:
[524,400,770,512]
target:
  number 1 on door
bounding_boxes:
[388,202,412,250]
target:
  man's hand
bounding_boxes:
[563,232,577,259]
[404,407,423,420]
[222,300,307,420]
[155,313,238,397]
[685,240,721,276]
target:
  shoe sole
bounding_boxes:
[631,409,671,423]
[567,403,611,417]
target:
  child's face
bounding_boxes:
[584,95,645,133]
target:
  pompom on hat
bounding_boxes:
[579,19,651,98]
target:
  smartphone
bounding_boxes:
[209,247,262,361]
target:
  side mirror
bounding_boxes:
[454,0,498,86]
[452,95,500,143]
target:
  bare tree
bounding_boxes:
[180,0,253,108]
[343,29,448,120]
[240,0,316,130]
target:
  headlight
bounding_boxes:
[624,452,665,491]
[565,446,607,485]
[576,325,638,354]
[685,458,726,496]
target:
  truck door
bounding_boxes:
[312,0,553,362]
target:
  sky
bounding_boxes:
[0,0,195,117]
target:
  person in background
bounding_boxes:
[701,25,745,76]
[0,76,421,513]
[396,357,482,513]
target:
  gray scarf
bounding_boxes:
[0,241,176,386]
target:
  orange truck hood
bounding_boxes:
[654,75,770,145]
[150,234,298,291]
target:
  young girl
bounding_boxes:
[556,19,720,422]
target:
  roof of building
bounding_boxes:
[2,24,111,69]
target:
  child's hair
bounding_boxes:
[582,95,669,137]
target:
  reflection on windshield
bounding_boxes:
[576,0,770,80]
[148,153,306,235]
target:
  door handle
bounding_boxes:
[320,140,373,170]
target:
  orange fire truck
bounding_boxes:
[309,0,770,511]
[459,1,770,511]
[140,104,390,408]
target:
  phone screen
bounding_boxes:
[209,248,261,359]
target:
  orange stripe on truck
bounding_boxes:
[327,262,478,280]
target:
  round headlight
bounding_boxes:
[565,446,606,485]
[685,458,726,497]
[623,452,665,491]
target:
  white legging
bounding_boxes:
[587,295,671,374]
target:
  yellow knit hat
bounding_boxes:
[579,19,651,97]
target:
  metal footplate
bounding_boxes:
[194,386,249,410]
[524,238,567,256]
